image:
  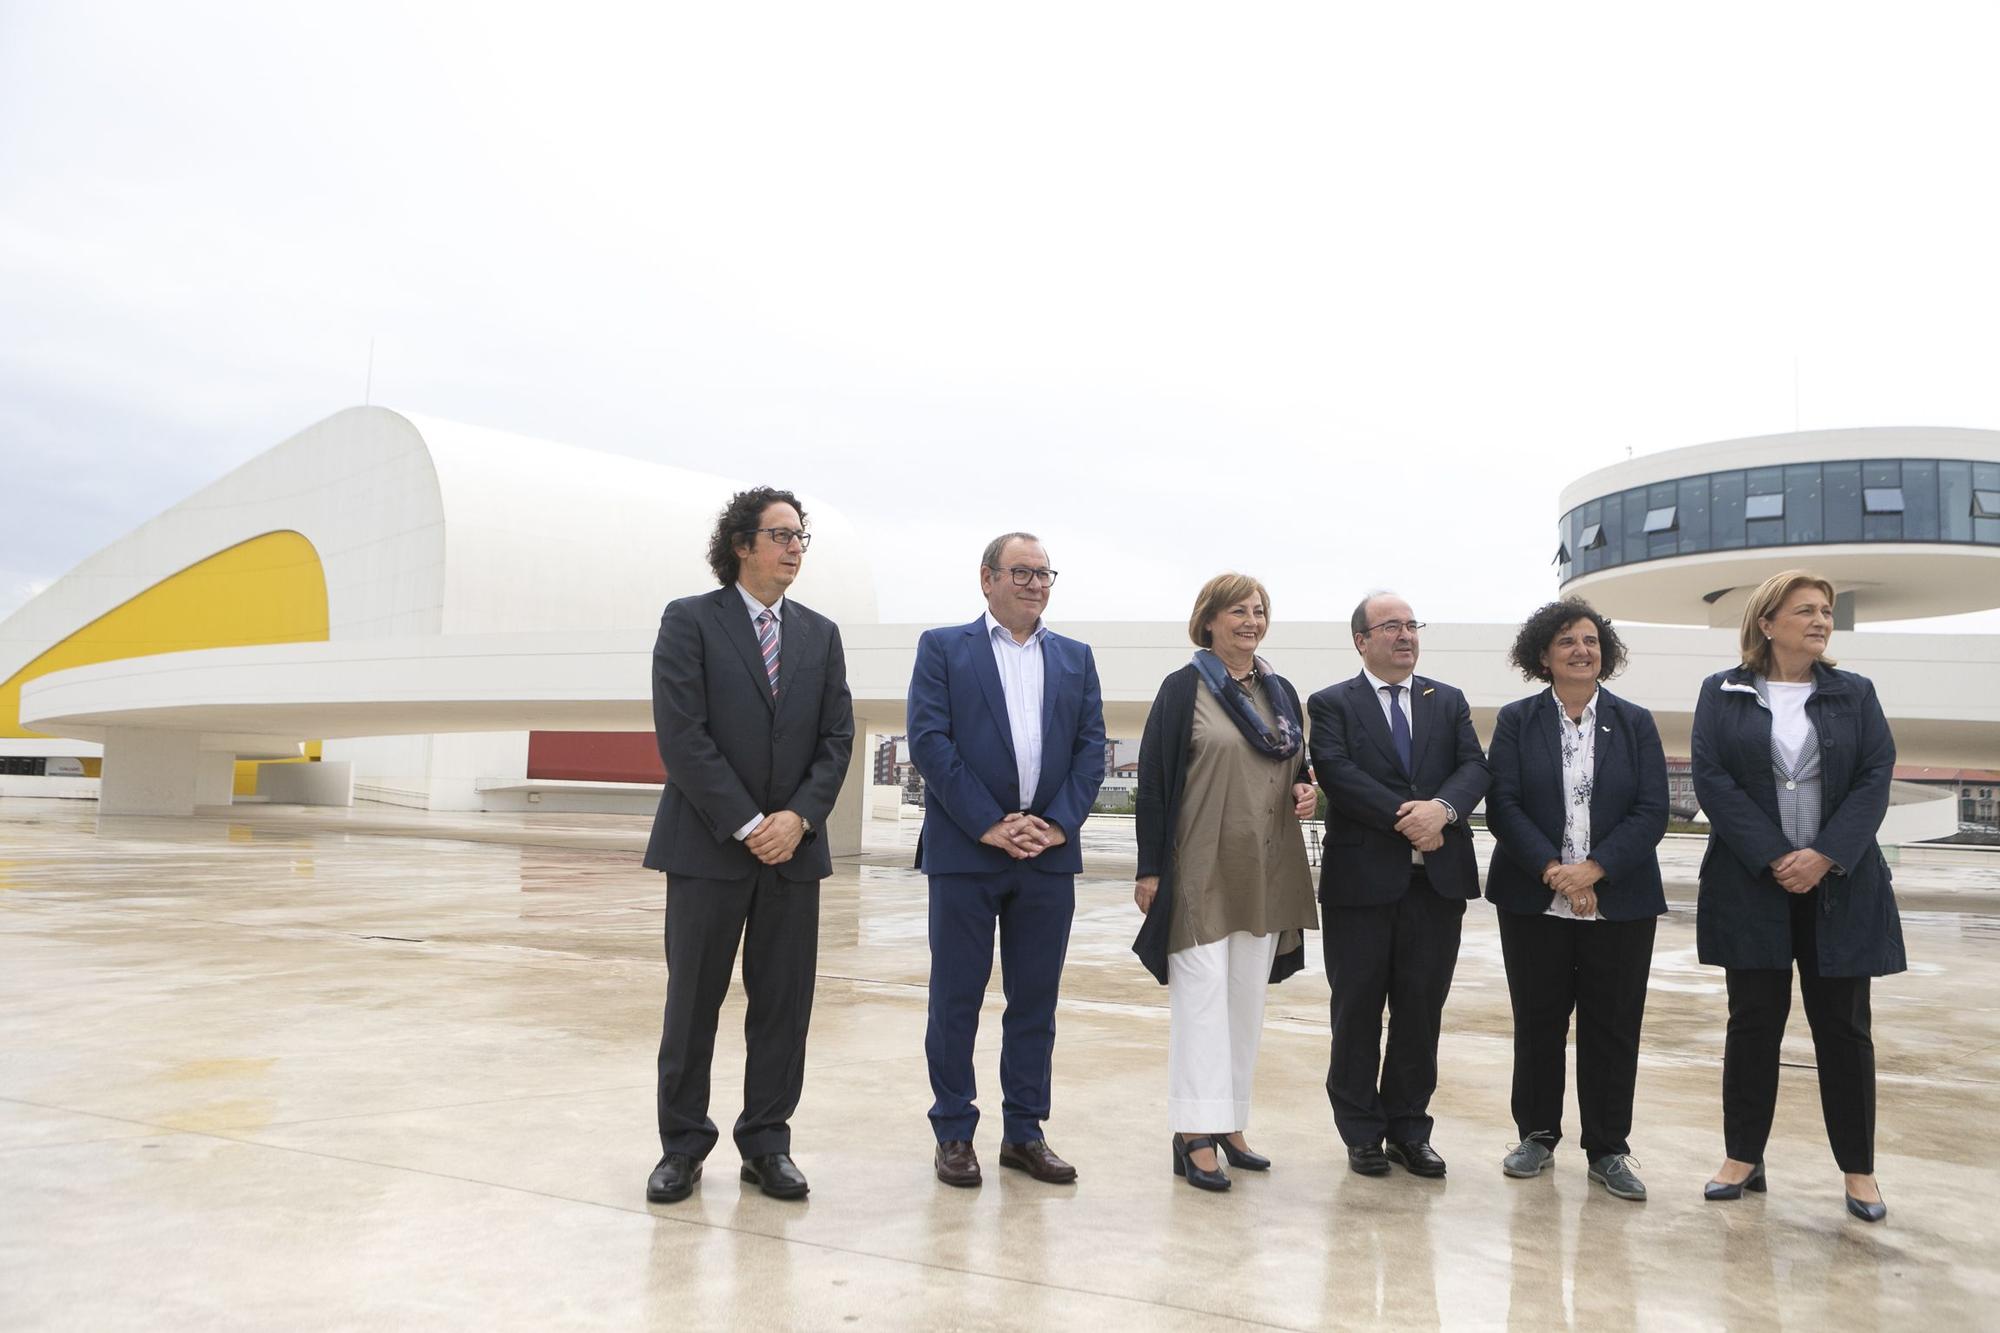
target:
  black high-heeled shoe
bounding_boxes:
[1215,1135,1271,1171]
[1703,1161,1767,1201]
[1172,1135,1230,1192]
[1845,1188,1887,1223]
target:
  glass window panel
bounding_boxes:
[1642,505,1678,533]
[1579,500,1604,573]
[1580,522,1604,548]
[1863,488,1905,514]
[1784,463,1822,544]
[1978,464,2000,542]
[1902,460,1939,540]
[1600,494,1623,567]
[1862,459,1901,488]
[1678,475,1710,554]
[1822,461,1862,542]
[1744,493,1785,520]
[1711,471,1746,549]
[1624,488,1648,564]
[1862,512,1903,541]
[1941,462,1974,541]
[1975,490,2000,519]
[1746,465,1785,495]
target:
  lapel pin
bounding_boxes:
[1423,687,1435,696]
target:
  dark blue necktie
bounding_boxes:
[1383,684,1412,774]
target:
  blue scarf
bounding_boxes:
[1191,649,1303,760]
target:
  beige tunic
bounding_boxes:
[1169,683,1319,954]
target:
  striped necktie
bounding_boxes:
[755,609,780,697]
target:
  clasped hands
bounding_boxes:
[1394,799,1450,853]
[981,812,1067,861]
[1770,847,1834,894]
[1542,858,1604,916]
[745,810,806,865]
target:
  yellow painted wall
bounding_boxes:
[1,532,330,748]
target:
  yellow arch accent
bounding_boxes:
[0,534,330,774]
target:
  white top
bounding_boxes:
[730,583,786,840]
[984,611,1049,811]
[1766,679,1815,771]
[1547,690,1601,921]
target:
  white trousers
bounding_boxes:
[1167,930,1280,1133]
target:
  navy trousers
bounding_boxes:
[924,866,1075,1143]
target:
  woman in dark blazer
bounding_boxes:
[1484,598,1668,1202]
[1132,573,1318,1192]
[1693,570,1903,1223]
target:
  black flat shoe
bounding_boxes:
[1216,1136,1271,1171]
[1347,1143,1392,1177]
[1172,1135,1230,1192]
[1703,1161,1766,1201]
[1846,1191,1887,1223]
[646,1152,701,1204]
[1385,1140,1447,1178]
[739,1152,810,1200]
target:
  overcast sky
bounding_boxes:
[4,2,1999,633]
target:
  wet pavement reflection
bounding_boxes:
[1,799,1995,1329]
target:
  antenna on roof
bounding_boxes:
[364,336,376,406]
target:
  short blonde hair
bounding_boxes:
[1188,573,1272,648]
[1739,569,1838,675]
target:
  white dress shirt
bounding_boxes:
[984,611,1048,811]
[731,583,785,841]
[1360,666,1451,863]
[1548,690,1600,921]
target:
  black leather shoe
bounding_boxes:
[935,1140,981,1188]
[1173,1135,1230,1192]
[646,1153,701,1204]
[999,1138,1078,1184]
[1846,1191,1887,1223]
[1385,1141,1447,1178]
[1347,1143,1392,1177]
[1216,1136,1271,1171]
[739,1152,810,1200]
[1703,1161,1766,1201]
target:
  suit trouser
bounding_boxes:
[1496,908,1657,1159]
[1323,870,1465,1146]
[656,866,819,1160]
[1168,930,1281,1133]
[1723,887,1875,1173]
[925,866,1074,1143]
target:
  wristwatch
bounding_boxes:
[797,814,814,835]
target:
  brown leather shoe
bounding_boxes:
[999,1138,1077,1184]
[935,1140,981,1188]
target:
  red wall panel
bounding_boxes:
[526,731,665,784]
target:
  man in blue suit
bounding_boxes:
[909,532,1105,1189]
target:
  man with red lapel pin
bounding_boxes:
[1308,591,1490,1180]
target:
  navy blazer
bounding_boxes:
[1307,672,1490,905]
[1691,662,1906,977]
[908,617,1107,877]
[1483,687,1669,920]
[643,586,855,881]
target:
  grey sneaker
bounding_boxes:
[1589,1153,1647,1201]
[1501,1136,1556,1178]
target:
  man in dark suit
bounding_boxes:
[1308,591,1489,1179]
[909,532,1105,1189]
[644,486,854,1205]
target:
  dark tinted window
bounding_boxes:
[1784,464,1822,543]
[1903,460,1940,539]
[1823,461,1862,542]
[1711,471,1746,548]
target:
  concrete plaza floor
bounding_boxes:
[2,799,1997,1330]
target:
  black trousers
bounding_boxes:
[1723,888,1875,1173]
[1323,871,1465,1146]
[1496,909,1657,1159]
[656,867,820,1161]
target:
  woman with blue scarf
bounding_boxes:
[1133,574,1319,1192]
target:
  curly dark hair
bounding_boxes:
[706,486,808,587]
[1507,597,1627,682]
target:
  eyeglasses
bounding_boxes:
[991,565,1058,588]
[749,527,812,550]
[1363,619,1425,636]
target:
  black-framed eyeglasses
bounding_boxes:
[748,527,812,550]
[990,565,1058,588]
[1363,619,1425,636]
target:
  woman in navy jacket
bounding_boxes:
[1693,570,1904,1223]
[1485,598,1668,1202]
